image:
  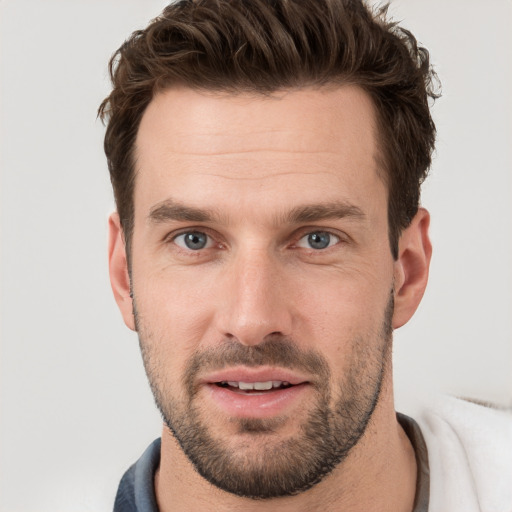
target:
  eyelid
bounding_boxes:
[291,226,347,245]
[163,226,347,252]
[162,226,225,255]
[295,230,341,249]
[172,231,215,250]
[164,226,210,241]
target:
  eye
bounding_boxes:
[297,231,340,250]
[173,231,212,251]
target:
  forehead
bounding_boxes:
[133,86,385,220]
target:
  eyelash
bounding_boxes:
[166,227,345,254]
[294,231,341,251]
[172,231,215,250]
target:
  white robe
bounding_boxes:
[416,396,512,512]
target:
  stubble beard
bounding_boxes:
[135,296,393,500]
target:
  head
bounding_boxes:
[102,0,436,501]
[99,0,438,262]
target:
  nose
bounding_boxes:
[215,248,294,346]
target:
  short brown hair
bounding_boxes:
[99,0,439,259]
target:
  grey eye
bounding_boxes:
[297,231,339,250]
[174,231,211,250]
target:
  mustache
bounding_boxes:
[183,335,330,392]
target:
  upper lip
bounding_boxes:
[201,366,310,386]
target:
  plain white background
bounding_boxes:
[1,1,511,510]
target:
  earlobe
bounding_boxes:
[392,208,432,329]
[108,212,136,331]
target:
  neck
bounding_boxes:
[155,375,417,512]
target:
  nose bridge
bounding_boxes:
[218,244,292,345]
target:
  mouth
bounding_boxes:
[203,367,309,391]
[201,368,311,418]
[215,380,295,394]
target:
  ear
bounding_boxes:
[108,212,136,331]
[392,208,432,329]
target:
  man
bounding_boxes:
[99,1,512,511]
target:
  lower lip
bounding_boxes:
[205,383,309,419]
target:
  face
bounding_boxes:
[116,86,403,498]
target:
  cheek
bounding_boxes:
[136,257,218,320]
[132,236,394,364]
[293,266,392,360]
[296,260,391,319]
[133,268,219,378]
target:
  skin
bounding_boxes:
[108,86,432,511]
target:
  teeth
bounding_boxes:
[239,381,272,390]
[223,381,286,390]
[254,381,273,390]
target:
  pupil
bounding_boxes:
[308,232,330,249]
[185,232,207,250]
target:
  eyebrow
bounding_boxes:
[148,198,365,225]
[148,199,221,223]
[285,202,365,224]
